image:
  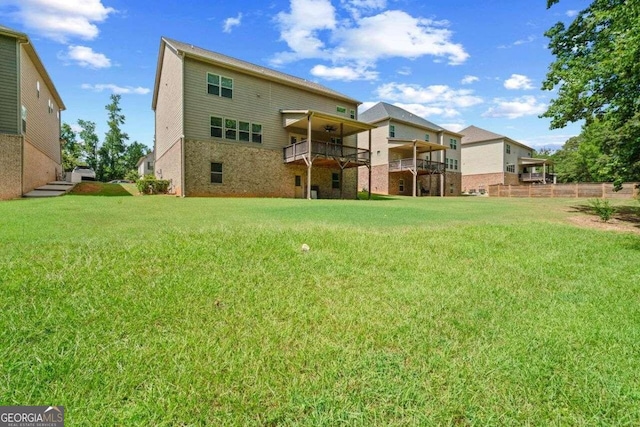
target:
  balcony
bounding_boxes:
[519,172,555,183]
[283,139,370,167]
[388,158,445,174]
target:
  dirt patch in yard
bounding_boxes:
[567,215,640,235]
[71,182,104,194]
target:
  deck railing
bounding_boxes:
[388,158,445,174]
[520,172,554,182]
[283,140,370,164]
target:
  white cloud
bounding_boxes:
[392,102,461,118]
[272,0,337,64]
[461,75,479,85]
[397,67,412,76]
[504,74,534,90]
[440,123,466,132]
[272,1,469,81]
[64,45,111,68]
[482,96,546,119]
[223,13,242,33]
[376,82,483,108]
[566,10,578,17]
[2,0,115,42]
[498,35,536,49]
[358,101,377,114]
[81,83,150,95]
[310,64,378,81]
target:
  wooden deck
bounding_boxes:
[388,158,445,174]
[283,140,370,168]
[519,172,554,183]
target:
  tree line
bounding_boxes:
[541,0,640,188]
[61,94,150,182]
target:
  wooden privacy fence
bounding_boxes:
[488,182,639,199]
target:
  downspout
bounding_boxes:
[180,135,186,197]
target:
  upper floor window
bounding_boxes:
[210,116,262,143]
[424,134,430,142]
[48,99,53,114]
[36,81,40,98]
[210,116,223,138]
[251,124,262,144]
[449,138,457,149]
[350,109,356,119]
[21,105,27,133]
[207,73,233,98]
[225,119,237,140]
[506,144,511,154]
[336,106,347,114]
[389,124,396,138]
[331,137,342,145]
[506,164,516,173]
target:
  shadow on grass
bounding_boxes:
[70,182,135,197]
[571,203,640,227]
[357,192,397,201]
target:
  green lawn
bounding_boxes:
[1,195,639,425]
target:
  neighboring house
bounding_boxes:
[152,37,376,199]
[0,25,65,200]
[136,150,154,177]
[357,102,462,196]
[460,125,554,193]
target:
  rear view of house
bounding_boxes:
[460,125,553,194]
[0,25,65,200]
[152,37,375,199]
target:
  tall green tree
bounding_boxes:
[124,141,150,174]
[542,0,640,187]
[60,122,81,171]
[77,119,99,172]
[98,94,129,181]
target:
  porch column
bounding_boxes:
[543,163,547,184]
[307,114,313,199]
[340,123,344,199]
[412,141,417,197]
[368,129,372,200]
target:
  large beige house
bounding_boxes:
[460,125,553,193]
[152,37,376,199]
[357,102,462,196]
[0,25,65,200]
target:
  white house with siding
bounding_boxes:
[0,25,65,200]
[152,37,376,199]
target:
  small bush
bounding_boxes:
[588,198,615,222]
[136,177,170,195]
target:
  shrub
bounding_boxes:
[588,198,615,222]
[136,177,170,195]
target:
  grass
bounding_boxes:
[1,195,639,425]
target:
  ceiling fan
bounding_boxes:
[324,124,337,133]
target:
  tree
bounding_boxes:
[77,119,99,171]
[60,122,81,171]
[542,0,640,187]
[98,94,129,181]
[124,141,150,175]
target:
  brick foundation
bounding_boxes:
[0,133,22,200]
[23,140,60,194]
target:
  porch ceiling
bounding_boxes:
[388,138,447,154]
[280,109,377,137]
[518,157,553,166]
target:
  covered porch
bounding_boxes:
[281,109,376,199]
[518,157,555,184]
[388,139,447,197]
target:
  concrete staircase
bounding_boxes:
[23,181,76,198]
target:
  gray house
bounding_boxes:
[0,25,65,200]
[152,37,375,199]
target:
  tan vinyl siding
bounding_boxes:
[461,140,504,174]
[183,57,358,151]
[20,45,60,164]
[155,45,184,158]
[0,35,18,134]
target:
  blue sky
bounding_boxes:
[1,0,589,151]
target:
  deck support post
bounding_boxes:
[307,113,313,200]
[368,129,372,200]
[412,141,417,197]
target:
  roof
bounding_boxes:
[359,102,461,135]
[460,125,533,151]
[281,109,376,137]
[153,37,360,109]
[0,25,65,110]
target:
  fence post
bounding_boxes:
[529,185,532,197]
[602,182,606,198]
[575,183,579,198]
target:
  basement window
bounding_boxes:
[399,179,404,192]
[211,162,223,184]
[332,173,340,189]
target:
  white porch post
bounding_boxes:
[368,129,372,200]
[307,114,313,199]
[412,141,417,197]
[543,163,547,184]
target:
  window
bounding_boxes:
[506,164,516,173]
[36,81,40,98]
[506,144,511,154]
[210,116,223,138]
[399,179,404,192]
[350,109,356,119]
[207,73,233,98]
[424,134,430,142]
[21,105,26,133]
[295,175,301,187]
[445,157,449,169]
[336,106,347,114]
[454,159,458,170]
[48,99,53,114]
[211,162,223,183]
[331,137,342,145]
[389,124,396,138]
[332,173,340,189]
[449,138,457,149]
[239,121,250,142]
[252,123,262,143]
[225,118,237,140]
[147,161,153,169]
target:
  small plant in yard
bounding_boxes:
[588,198,615,222]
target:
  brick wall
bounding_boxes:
[462,172,506,193]
[0,133,22,200]
[358,164,388,194]
[23,139,59,193]
[184,139,355,198]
